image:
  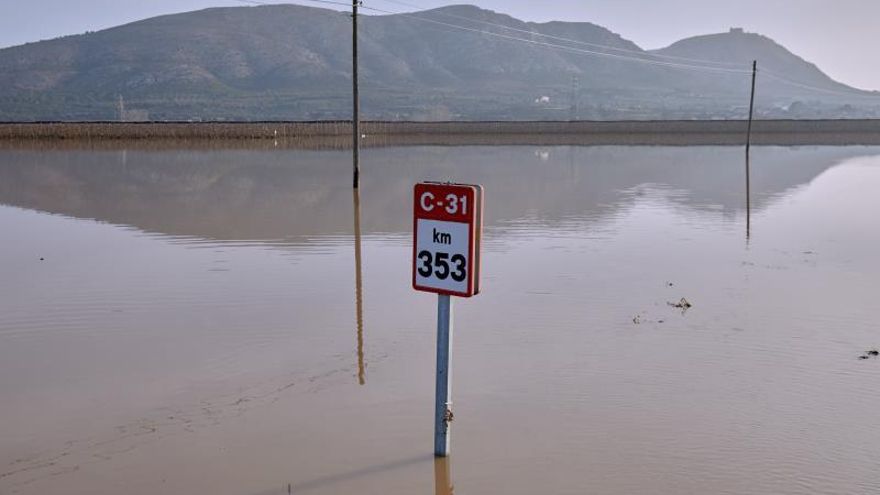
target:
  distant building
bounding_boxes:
[117,95,149,122]
[122,109,150,122]
[729,27,744,34]
[535,96,551,104]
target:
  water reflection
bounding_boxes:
[0,146,873,244]
[353,188,365,385]
[434,457,453,495]
[746,150,751,240]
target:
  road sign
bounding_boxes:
[413,182,483,298]
[413,181,484,457]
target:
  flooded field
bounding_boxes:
[2,144,880,495]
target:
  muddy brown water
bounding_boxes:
[1,144,880,495]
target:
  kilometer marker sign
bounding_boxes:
[414,181,483,457]
[413,182,483,298]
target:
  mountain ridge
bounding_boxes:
[0,4,877,121]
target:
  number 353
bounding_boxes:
[416,250,467,282]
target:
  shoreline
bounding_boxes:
[2,120,880,146]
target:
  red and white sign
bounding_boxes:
[413,182,483,297]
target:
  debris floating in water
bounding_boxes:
[668,297,692,309]
[857,349,879,360]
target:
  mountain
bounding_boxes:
[0,4,876,121]
[650,29,874,114]
[653,29,849,92]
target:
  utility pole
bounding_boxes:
[745,61,756,241]
[352,0,360,189]
[118,95,125,122]
[569,74,579,121]
[746,60,757,155]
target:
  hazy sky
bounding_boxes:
[1,0,877,90]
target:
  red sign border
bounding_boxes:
[412,182,481,298]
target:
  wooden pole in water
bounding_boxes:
[746,60,757,156]
[351,0,360,189]
[435,294,453,457]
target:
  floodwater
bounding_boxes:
[2,144,880,495]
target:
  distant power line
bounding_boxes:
[229,0,880,101]
[359,3,753,75]
[761,69,879,100]
[367,1,880,99]
[231,0,748,73]
[372,0,747,69]
[232,0,353,8]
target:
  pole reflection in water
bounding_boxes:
[745,150,751,241]
[353,188,366,385]
[434,457,453,495]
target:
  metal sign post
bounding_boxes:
[434,294,453,456]
[413,182,483,457]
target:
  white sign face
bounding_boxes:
[414,219,471,294]
[413,182,482,297]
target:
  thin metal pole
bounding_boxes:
[746,60,757,156]
[353,188,365,384]
[352,0,360,189]
[434,294,453,457]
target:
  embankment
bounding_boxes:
[1,120,880,147]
